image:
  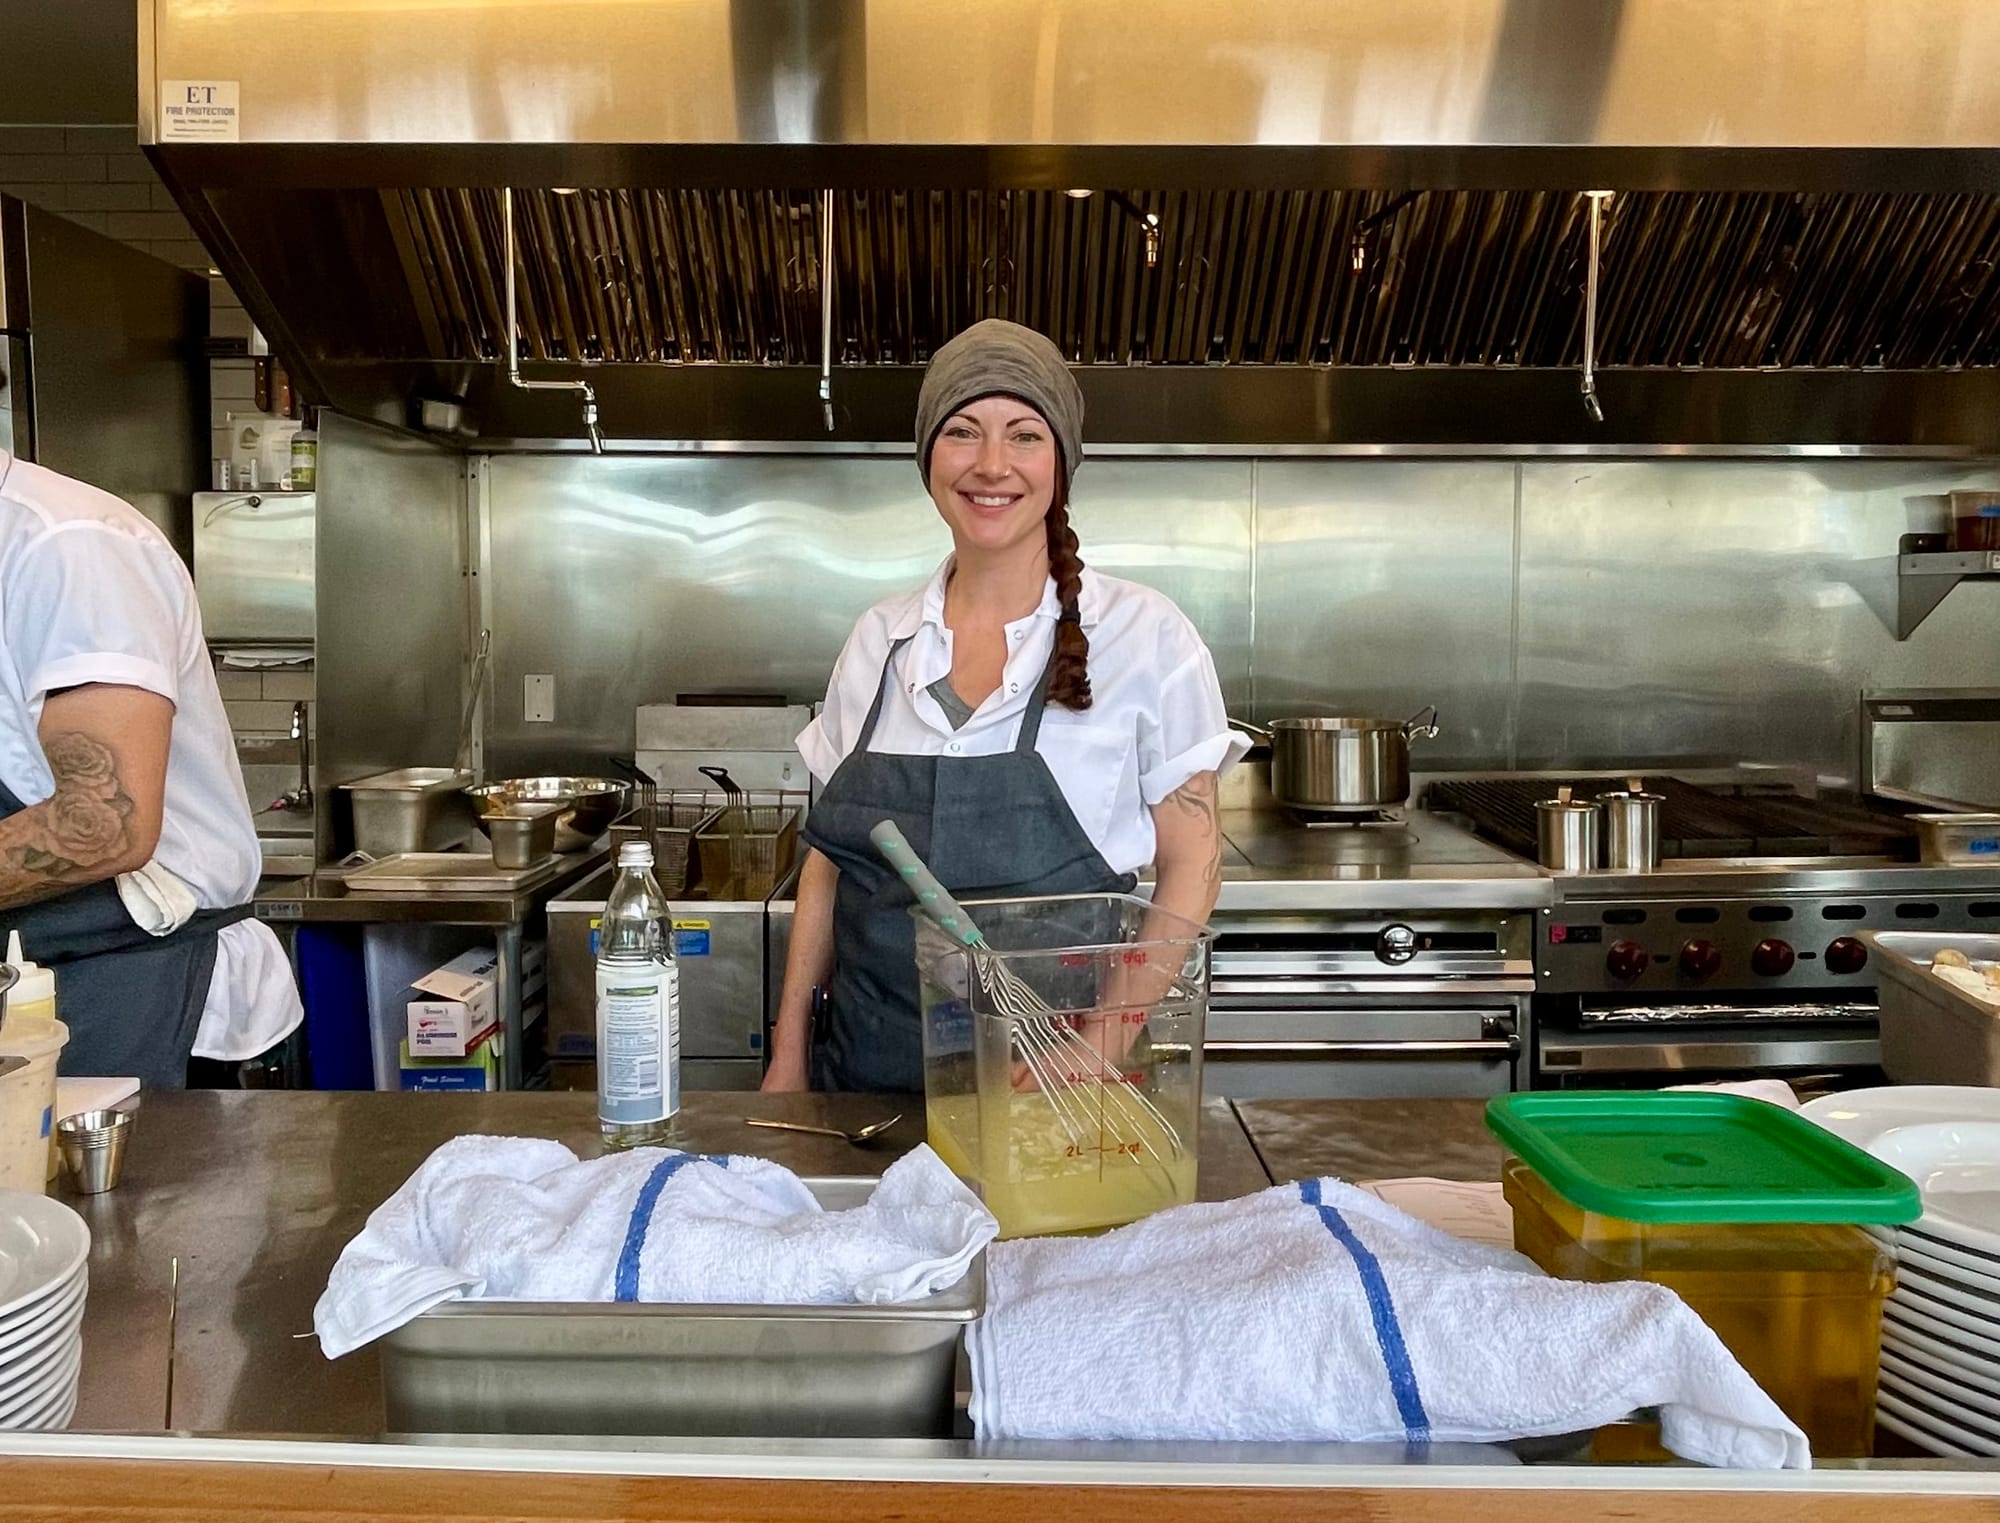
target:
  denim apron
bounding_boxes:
[0,776,252,1086]
[801,637,1133,1092]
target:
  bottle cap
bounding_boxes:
[616,841,655,869]
[4,929,56,1008]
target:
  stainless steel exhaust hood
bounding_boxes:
[141,1,2000,449]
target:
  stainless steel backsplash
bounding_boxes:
[316,414,471,854]
[446,452,2000,782]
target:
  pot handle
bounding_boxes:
[1403,704,1440,741]
[1229,715,1273,744]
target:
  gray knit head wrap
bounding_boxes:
[915,320,1084,488]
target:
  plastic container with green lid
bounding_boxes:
[1485,1091,1921,1224]
[1486,1091,1915,1459]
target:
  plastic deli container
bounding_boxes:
[1950,490,2000,552]
[1487,1091,1919,1458]
[915,893,1212,1239]
[0,1020,69,1194]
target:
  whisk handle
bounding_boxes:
[869,820,984,947]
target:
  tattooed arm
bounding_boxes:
[1151,769,1223,929]
[0,684,172,911]
[1090,769,1223,1023]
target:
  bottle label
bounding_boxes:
[595,961,680,1124]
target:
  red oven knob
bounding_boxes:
[1679,939,1723,981]
[1825,936,1869,975]
[1751,938,1797,977]
[1606,940,1650,982]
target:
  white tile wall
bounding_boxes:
[215,664,316,738]
[0,123,295,473]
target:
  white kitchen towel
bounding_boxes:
[115,860,198,936]
[968,1178,1809,1470]
[313,1138,997,1359]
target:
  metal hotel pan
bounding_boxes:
[379,1178,983,1438]
[1868,931,2000,1086]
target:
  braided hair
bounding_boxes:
[1043,475,1091,711]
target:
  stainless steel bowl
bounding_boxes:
[466,777,626,853]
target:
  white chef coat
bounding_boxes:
[0,449,303,1061]
[798,559,1248,876]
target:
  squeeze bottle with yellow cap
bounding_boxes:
[3,930,55,1030]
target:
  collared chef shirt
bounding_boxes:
[0,449,304,1061]
[797,560,1248,876]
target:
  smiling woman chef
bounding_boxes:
[762,320,1247,1093]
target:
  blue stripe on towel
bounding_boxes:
[1300,1177,1431,1442]
[614,1152,727,1303]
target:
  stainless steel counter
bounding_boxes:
[1233,1097,1503,1185]
[253,848,610,926]
[1212,809,1552,913]
[64,1090,1272,1437]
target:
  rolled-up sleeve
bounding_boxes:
[1137,642,1252,806]
[5,525,184,707]
[797,622,872,787]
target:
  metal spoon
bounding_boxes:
[744,1114,904,1146]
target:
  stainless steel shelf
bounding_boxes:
[1897,538,2000,639]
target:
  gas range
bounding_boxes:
[1425,773,2000,1085]
[1197,802,1544,1101]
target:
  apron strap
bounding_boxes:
[1012,638,1065,755]
[852,636,914,754]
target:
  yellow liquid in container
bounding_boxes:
[1502,1158,1893,1459]
[928,1092,1197,1238]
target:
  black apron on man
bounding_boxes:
[0,777,252,1087]
[802,636,1135,1092]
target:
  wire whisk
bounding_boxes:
[871,820,1185,1165]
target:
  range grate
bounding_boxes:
[1425,777,1918,861]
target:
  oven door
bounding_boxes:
[1202,1002,1524,1100]
[1534,998,1881,1090]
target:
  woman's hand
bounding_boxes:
[760,1046,811,1093]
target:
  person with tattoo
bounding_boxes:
[765,321,1245,1092]
[0,448,302,1085]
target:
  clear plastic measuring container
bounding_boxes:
[913,893,1212,1238]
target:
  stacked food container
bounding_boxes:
[1487,1091,1920,1458]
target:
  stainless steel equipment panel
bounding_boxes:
[193,491,316,643]
[1251,461,1515,765]
[481,453,1250,777]
[1533,893,2000,996]
[1204,906,1534,1100]
[546,868,768,1081]
[1537,1027,1881,1079]
[146,2,2000,155]
[315,414,469,867]
[1515,460,2000,776]
[1203,1003,1522,1101]
[1863,690,2000,812]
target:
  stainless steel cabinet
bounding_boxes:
[193,490,316,643]
[547,868,767,1091]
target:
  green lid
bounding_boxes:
[1485,1091,1921,1225]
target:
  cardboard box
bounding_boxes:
[399,1031,501,1091]
[406,948,499,1057]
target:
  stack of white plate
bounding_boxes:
[0,1190,89,1432]
[1802,1087,2000,1458]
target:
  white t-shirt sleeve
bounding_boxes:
[1136,627,1250,807]
[4,524,185,706]
[797,619,882,787]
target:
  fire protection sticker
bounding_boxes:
[161,82,240,142]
